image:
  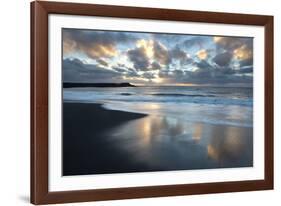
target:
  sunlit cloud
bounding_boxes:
[196,49,208,60]
[213,36,223,43]
[136,39,154,59]
[233,45,252,60]
[152,76,164,84]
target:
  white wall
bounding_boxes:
[0,0,280,205]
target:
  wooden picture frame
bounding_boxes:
[31,0,274,204]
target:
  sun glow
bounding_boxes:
[152,76,164,84]
[174,83,197,86]
[122,75,149,82]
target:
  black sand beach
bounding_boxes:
[63,102,148,176]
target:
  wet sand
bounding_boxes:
[63,102,253,176]
[63,102,148,176]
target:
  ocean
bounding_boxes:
[63,86,253,128]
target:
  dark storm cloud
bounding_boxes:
[63,29,136,59]
[127,47,150,70]
[213,52,233,66]
[63,58,121,83]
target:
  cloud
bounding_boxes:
[63,29,136,59]
[213,36,253,72]
[127,47,150,71]
[127,40,171,70]
[214,36,253,58]
[214,36,249,50]
[63,58,121,83]
[196,49,208,60]
[128,40,194,71]
[233,45,252,60]
[136,39,154,59]
[96,58,108,67]
[63,57,252,85]
[153,41,171,65]
[142,72,157,80]
[126,68,141,78]
[238,66,253,74]
[112,67,127,73]
[183,36,210,49]
[62,29,253,86]
[150,62,162,70]
[239,58,253,67]
[169,47,193,65]
[158,58,252,85]
[194,60,213,70]
[213,52,233,66]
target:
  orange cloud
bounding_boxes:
[196,49,208,60]
[233,45,252,60]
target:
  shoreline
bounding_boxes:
[63,102,148,176]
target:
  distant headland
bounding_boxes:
[63,82,136,88]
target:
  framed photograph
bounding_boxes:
[31,1,274,204]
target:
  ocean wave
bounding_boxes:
[149,93,216,97]
[107,97,253,107]
[64,88,253,107]
[119,93,134,96]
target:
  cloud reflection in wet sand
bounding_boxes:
[103,114,253,171]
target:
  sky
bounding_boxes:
[62,28,253,86]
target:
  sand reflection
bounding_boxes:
[207,126,253,166]
[105,114,253,171]
[192,123,203,142]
